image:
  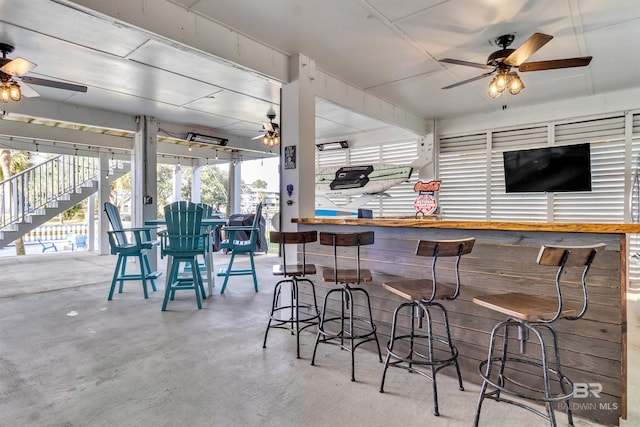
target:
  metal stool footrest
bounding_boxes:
[311,285,383,381]
[478,357,574,404]
[263,277,320,359]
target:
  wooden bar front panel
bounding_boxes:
[294,221,626,425]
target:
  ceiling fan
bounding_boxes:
[439,33,592,97]
[252,111,280,147]
[0,42,87,102]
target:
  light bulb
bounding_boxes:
[9,83,21,101]
[508,72,524,95]
[495,72,507,91]
[1,85,10,103]
[488,78,500,98]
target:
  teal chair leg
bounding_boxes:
[108,255,124,300]
[220,251,236,295]
[163,256,205,311]
[249,252,258,292]
[118,256,126,293]
[142,252,158,292]
[162,258,180,311]
[193,262,203,309]
[138,254,149,299]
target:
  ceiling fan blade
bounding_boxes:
[440,58,494,70]
[20,76,87,93]
[0,57,37,76]
[263,122,274,133]
[442,71,495,89]
[18,82,40,98]
[251,134,265,140]
[504,33,553,66]
[518,56,593,72]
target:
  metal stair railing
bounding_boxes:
[0,154,99,229]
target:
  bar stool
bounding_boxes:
[311,231,383,381]
[473,243,605,427]
[263,230,321,359]
[379,237,475,416]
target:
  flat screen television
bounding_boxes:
[503,143,592,193]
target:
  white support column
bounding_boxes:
[172,164,183,202]
[192,161,202,203]
[88,193,96,251]
[228,157,241,214]
[132,116,159,269]
[98,152,111,255]
[281,54,317,232]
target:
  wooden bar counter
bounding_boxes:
[293,217,640,425]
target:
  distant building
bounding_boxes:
[241,185,279,217]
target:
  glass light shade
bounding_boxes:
[1,85,10,103]
[488,78,500,98]
[263,135,269,146]
[508,72,524,95]
[9,82,21,101]
[495,71,507,91]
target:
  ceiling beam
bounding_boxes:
[314,68,430,136]
[0,119,132,150]
[63,0,289,83]
[2,97,138,132]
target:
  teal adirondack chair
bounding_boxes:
[184,203,214,276]
[104,202,161,300]
[217,203,263,294]
[159,201,209,311]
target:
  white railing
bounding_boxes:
[23,224,89,242]
[0,155,98,229]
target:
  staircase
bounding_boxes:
[0,155,129,249]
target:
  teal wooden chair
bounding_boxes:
[159,201,208,311]
[217,203,263,294]
[104,202,161,300]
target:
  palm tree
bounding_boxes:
[1,149,33,256]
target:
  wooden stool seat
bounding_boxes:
[383,279,456,301]
[322,268,372,284]
[273,264,317,277]
[473,292,578,322]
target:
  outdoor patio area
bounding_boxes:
[1,250,639,426]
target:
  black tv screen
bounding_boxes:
[503,143,592,193]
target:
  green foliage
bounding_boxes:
[62,202,85,221]
[252,179,268,189]
[155,164,228,215]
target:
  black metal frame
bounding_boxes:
[311,231,383,381]
[263,231,320,359]
[379,240,472,416]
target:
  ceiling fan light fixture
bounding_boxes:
[487,70,525,98]
[262,134,279,147]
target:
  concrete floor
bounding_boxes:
[0,250,638,427]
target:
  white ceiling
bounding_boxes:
[1,0,639,147]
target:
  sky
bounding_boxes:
[240,157,280,191]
